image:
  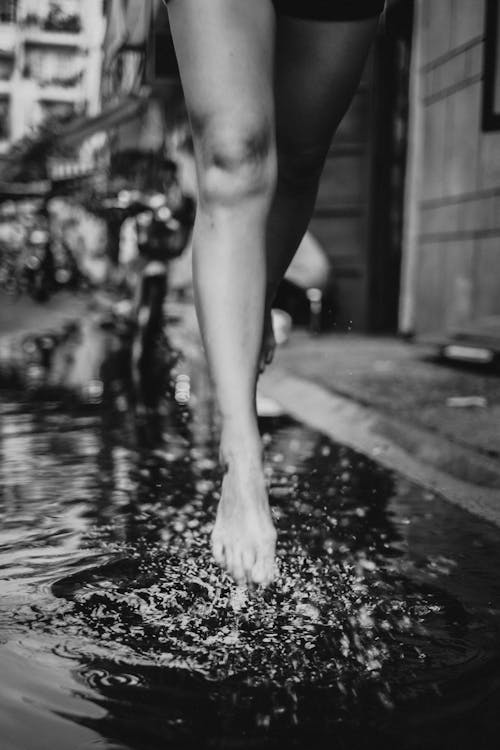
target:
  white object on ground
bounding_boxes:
[271,309,292,346]
[285,230,330,290]
[446,396,488,408]
[256,393,285,418]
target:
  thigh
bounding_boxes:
[274,15,379,162]
[167,0,276,144]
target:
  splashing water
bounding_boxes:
[1,315,500,749]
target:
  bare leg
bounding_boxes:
[167,0,277,584]
[260,15,379,369]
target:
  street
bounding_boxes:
[1,0,500,747]
[1,294,500,750]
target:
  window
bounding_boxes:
[24,46,82,85]
[483,0,500,130]
[0,97,10,139]
[39,99,76,122]
[145,5,179,86]
[0,0,18,23]
[0,53,14,80]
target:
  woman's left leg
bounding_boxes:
[260,14,379,367]
[167,0,278,585]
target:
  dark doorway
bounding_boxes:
[309,1,413,333]
[368,0,414,332]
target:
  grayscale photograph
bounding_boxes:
[0,1,499,749]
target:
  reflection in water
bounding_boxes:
[1,315,500,749]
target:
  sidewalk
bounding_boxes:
[261,328,500,527]
[272,330,500,459]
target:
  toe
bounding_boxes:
[263,555,277,585]
[225,546,234,577]
[229,549,246,585]
[211,535,225,567]
[251,554,268,585]
[242,547,256,582]
[252,548,276,586]
[251,561,266,585]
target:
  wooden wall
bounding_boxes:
[311,2,412,333]
[310,71,373,331]
[407,0,500,334]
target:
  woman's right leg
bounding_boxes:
[260,15,379,369]
[167,0,277,585]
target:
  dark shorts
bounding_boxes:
[272,0,385,21]
[163,1,385,22]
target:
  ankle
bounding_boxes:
[220,410,259,438]
[220,427,263,468]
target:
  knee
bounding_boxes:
[192,114,276,207]
[276,144,326,196]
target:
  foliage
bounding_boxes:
[3,113,76,183]
[21,3,82,34]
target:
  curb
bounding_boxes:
[260,367,500,528]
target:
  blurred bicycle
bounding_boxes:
[112,190,193,402]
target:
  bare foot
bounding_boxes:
[211,451,277,585]
[259,309,276,374]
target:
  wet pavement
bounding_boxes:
[1,313,500,749]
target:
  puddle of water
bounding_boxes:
[1,313,500,749]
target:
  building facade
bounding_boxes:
[0,0,105,155]
[400,0,500,336]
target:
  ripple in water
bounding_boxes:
[4,321,500,746]
[84,668,145,690]
[21,492,484,715]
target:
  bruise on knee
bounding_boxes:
[191,113,277,205]
[210,127,272,173]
